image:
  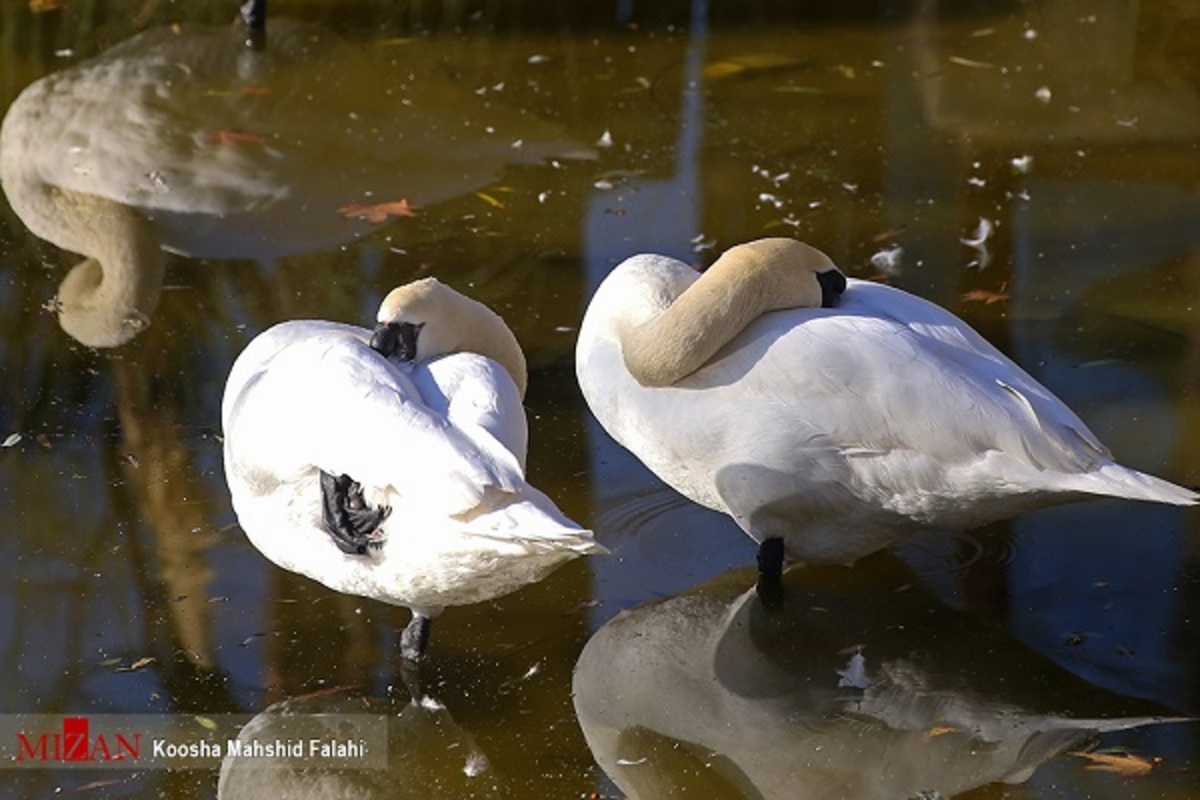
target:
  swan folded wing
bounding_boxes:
[269,336,526,517]
[742,310,1106,478]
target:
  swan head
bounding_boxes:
[56,257,155,348]
[716,238,847,311]
[371,277,529,397]
[610,238,849,387]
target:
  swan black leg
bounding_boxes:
[319,470,390,555]
[755,537,785,609]
[400,614,431,662]
[397,614,431,701]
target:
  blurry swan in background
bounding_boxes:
[218,690,501,800]
[222,278,602,684]
[576,238,1196,595]
[573,557,1190,799]
[0,18,591,348]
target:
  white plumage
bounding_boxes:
[222,281,601,660]
[576,238,1195,566]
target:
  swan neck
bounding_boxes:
[622,240,817,386]
[53,189,164,346]
[456,297,529,399]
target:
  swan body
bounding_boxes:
[222,280,601,644]
[576,238,1195,565]
[0,21,591,347]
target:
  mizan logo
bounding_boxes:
[17,717,141,763]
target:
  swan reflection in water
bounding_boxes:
[573,554,1189,800]
[0,17,590,347]
[217,691,503,800]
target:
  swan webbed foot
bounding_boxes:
[755,537,785,610]
[319,470,390,556]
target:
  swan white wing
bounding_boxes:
[223,321,523,517]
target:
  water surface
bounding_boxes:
[1,1,1198,797]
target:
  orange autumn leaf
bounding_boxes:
[1071,749,1161,777]
[961,282,1009,305]
[338,199,420,224]
[204,130,267,146]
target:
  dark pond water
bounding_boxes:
[1,0,1198,797]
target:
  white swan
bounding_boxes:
[222,278,603,669]
[0,20,591,348]
[576,238,1196,587]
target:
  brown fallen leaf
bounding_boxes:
[204,130,267,146]
[961,282,1009,305]
[1071,749,1162,777]
[925,726,956,739]
[338,199,420,224]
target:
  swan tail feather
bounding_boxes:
[1067,463,1198,506]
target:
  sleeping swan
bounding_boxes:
[222,278,603,668]
[576,238,1196,595]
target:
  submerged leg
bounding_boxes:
[319,469,390,555]
[398,614,431,702]
[755,537,785,609]
[400,613,431,662]
[240,0,267,50]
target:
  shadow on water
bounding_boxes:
[0,0,1198,798]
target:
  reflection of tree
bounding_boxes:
[112,358,217,671]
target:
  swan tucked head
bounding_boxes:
[611,238,848,387]
[56,258,153,348]
[370,277,529,397]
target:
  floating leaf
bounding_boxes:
[338,199,419,223]
[961,283,1009,305]
[2,433,20,448]
[703,53,802,82]
[1072,749,1161,777]
[204,130,267,146]
[194,716,219,731]
[474,192,506,209]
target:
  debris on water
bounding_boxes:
[595,130,614,148]
[338,198,419,223]
[116,656,156,672]
[616,757,649,766]
[2,433,20,448]
[1010,154,1033,174]
[463,750,491,777]
[869,245,903,277]
[961,283,1008,305]
[961,217,993,247]
[1035,86,1053,104]
[1072,749,1162,777]
[948,55,996,69]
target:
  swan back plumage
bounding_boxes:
[577,240,1195,564]
[224,285,601,615]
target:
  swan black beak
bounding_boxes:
[370,321,421,360]
[817,269,847,308]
